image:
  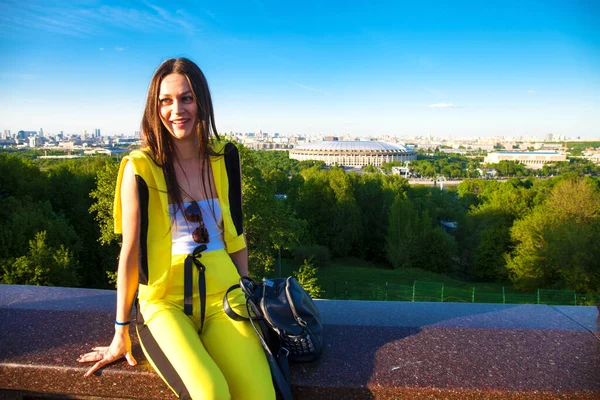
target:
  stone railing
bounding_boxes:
[1,284,599,399]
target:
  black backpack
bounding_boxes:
[223,276,324,400]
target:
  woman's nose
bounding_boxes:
[172,101,184,115]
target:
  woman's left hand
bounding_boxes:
[77,329,137,377]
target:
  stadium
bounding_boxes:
[289,141,417,167]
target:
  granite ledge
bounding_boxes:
[1,284,599,400]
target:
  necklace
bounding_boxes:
[178,154,199,162]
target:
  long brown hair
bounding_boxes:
[141,58,221,216]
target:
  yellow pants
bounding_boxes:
[136,251,275,400]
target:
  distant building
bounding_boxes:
[59,141,76,149]
[477,168,498,178]
[391,165,410,177]
[272,137,289,145]
[536,143,563,150]
[440,148,471,155]
[39,155,83,159]
[247,142,289,150]
[83,147,128,156]
[484,151,566,169]
[116,138,141,145]
[17,130,36,139]
[580,150,600,165]
[289,141,417,167]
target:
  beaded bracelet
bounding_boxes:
[114,320,131,326]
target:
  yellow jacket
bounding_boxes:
[113,141,245,301]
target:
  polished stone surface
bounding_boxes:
[1,284,599,399]
[316,299,600,331]
[553,305,600,339]
[0,284,117,312]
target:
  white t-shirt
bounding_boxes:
[171,198,225,255]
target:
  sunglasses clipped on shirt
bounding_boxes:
[184,200,210,244]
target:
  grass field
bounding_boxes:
[268,257,597,306]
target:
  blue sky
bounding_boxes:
[1,0,599,138]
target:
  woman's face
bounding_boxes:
[158,73,198,141]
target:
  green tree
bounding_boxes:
[382,174,410,195]
[350,173,400,261]
[328,168,361,256]
[88,159,123,288]
[89,160,122,246]
[45,158,113,288]
[294,166,337,249]
[506,177,600,293]
[466,159,481,178]
[0,154,89,287]
[293,258,323,298]
[410,186,463,223]
[2,231,80,287]
[386,195,420,268]
[0,153,47,202]
[466,181,533,281]
[417,224,457,274]
[0,197,81,269]
[380,161,404,174]
[492,160,529,177]
[239,145,307,278]
[362,164,377,173]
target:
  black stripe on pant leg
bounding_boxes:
[137,322,191,400]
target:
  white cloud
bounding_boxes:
[0,1,201,37]
[428,103,457,108]
[115,46,125,51]
[290,81,331,96]
[99,47,104,51]
[145,3,197,34]
[527,89,536,94]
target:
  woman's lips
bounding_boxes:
[171,119,189,127]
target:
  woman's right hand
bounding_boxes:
[77,327,137,377]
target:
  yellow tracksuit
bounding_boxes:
[114,142,274,400]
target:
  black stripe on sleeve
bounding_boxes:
[224,142,244,235]
[135,175,150,285]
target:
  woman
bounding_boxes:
[78,58,275,400]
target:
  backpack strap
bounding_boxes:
[223,280,295,400]
[223,276,258,321]
[246,300,294,400]
[223,284,248,321]
[221,145,295,399]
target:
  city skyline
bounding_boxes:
[1,0,599,138]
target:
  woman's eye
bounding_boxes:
[159,98,172,105]
[183,96,194,103]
